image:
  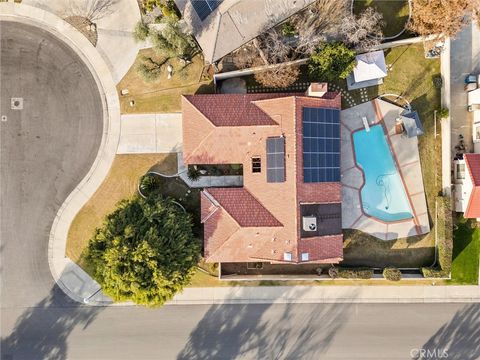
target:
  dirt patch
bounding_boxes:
[64,16,98,46]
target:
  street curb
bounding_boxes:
[0,3,120,305]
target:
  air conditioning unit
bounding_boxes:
[303,216,317,232]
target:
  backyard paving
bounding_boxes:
[341,99,430,240]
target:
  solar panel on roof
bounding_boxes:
[302,107,341,183]
[190,0,222,21]
[266,137,285,183]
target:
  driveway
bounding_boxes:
[450,22,480,159]
[117,113,183,154]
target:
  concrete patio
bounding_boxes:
[340,99,430,240]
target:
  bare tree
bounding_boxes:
[62,0,119,23]
[339,7,384,51]
[254,64,300,88]
[290,0,349,54]
[409,0,479,40]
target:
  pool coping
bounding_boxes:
[340,99,430,240]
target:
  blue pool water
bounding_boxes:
[352,125,413,222]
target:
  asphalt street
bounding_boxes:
[1,20,479,360]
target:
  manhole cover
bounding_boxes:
[11,97,23,110]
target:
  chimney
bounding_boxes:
[306,82,328,98]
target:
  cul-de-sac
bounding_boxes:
[1,0,479,359]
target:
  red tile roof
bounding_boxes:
[464,154,480,218]
[183,88,343,263]
[297,235,344,263]
[184,94,297,127]
[205,188,283,227]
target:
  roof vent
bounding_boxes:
[303,216,317,232]
[306,83,328,98]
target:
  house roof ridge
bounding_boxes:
[182,96,217,163]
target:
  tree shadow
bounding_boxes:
[1,285,102,360]
[177,287,358,359]
[417,304,480,360]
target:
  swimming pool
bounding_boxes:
[352,125,413,222]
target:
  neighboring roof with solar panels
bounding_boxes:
[302,107,341,183]
[190,0,222,21]
[181,85,343,264]
[173,0,316,63]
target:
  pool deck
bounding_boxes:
[340,99,430,240]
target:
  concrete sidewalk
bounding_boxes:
[22,0,147,83]
[78,284,480,306]
[168,285,480,305]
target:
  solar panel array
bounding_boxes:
[266,137,285,183]
[302,107,341,183]
[190,0,222,21]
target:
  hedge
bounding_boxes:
[328,267,374,279]
[422,196,453,278]
[421,267,449,278]
[383,267,402,281]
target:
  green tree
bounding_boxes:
[133,21,150,42]
[308,42,356,82]
[85,195,199,306]
[150,18,198,60]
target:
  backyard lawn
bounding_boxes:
[353,0,410,38]
[66,153,178,271]
[116,49,214,114]
[449,218,480,284]
[341,44,442,268]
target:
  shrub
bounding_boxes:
[421,267,449,278]
[159,0,179,21]
[437,196,453,272]
[328,267,338,279]
[85,195,200,306]
[150,18,198,60]
[308,42,356,82]
[254,65,300,89]
[383,267,402,281]
[187,166,201,182]
[139,174,159,196]
[421,196,453,279]
[337,268,374,279]
[437,108,449,119]
[280,22,297,37]
[133,21,149,42]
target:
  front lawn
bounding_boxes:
[66,153,178,270]
[353,0,410,38]
[116,49,214,114]
[449,218,480,284]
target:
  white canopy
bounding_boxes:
[353,50,388,83]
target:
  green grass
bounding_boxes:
[66,154,178,269]
[449,218,480,284]
[353,0,410,38]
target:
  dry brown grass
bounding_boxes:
[116,49,213,114]
[66,153,178,266]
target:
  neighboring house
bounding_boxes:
[453,153,480,218]
[174,0,316,64]
[347,50,388,90]
[181,83,344,264]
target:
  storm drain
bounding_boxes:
[11,97,23,110]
